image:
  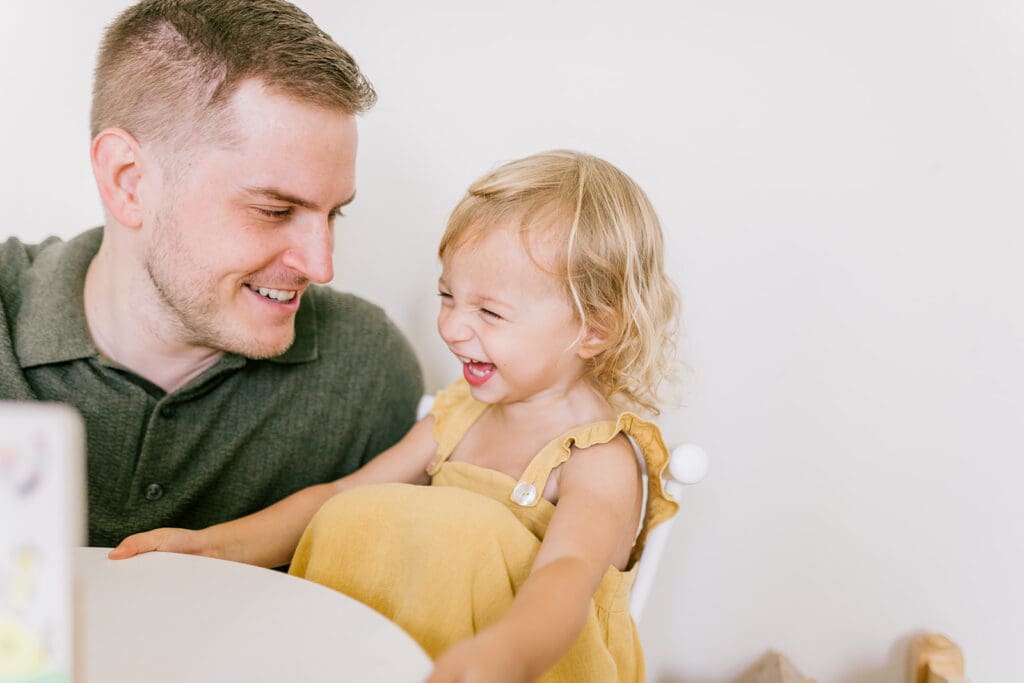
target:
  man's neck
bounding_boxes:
[84,240,224,393]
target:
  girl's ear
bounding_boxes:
[576,326,608,360]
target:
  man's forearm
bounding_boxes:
[207,481,342,568]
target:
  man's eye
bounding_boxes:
[255,207,292,219]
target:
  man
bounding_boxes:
[0,0,423,548]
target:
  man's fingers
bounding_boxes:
[107,529,184,560]
[108,533,153,559]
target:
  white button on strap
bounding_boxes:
[512,481,537,506]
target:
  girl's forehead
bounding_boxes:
[443,220,565,271]
[440,228,566,296]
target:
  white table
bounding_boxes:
[75,547,432,682]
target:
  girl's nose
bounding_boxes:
[437,307,472,344]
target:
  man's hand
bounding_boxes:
[107,528,211,560]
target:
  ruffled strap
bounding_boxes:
[427,379,488,476]
[511,413,680,567]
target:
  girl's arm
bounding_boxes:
[428,434,643,683]
[108,415,438,568]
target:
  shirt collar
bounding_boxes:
[15,228,103,369]
[15,227,320,369]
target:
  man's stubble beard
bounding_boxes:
[143,208,294,360]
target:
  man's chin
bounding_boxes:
[220,332,295,360]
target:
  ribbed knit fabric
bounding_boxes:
[0,229,423,547]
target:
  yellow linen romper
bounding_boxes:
[289,380,679,682]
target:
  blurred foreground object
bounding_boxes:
[0,403,85,682]
[734,650,816,683]
[909,633,972,683]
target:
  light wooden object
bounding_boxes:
[909,633,971,683]
[733,651,816,683]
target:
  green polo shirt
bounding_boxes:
[1,228,423,548]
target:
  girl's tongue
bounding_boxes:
[463,360,496,386]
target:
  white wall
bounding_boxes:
[3,2,1021,681]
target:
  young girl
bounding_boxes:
[111,149,681,682]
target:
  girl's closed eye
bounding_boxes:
[480,308,503,321]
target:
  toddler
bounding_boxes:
[112,149,681,682]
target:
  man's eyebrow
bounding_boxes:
[244,186,356,212]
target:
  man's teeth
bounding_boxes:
[247,284,297,302]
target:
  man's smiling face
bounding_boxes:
[140,79,358,358]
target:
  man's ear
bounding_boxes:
[91,128,145,228]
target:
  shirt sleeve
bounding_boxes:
[358,317,424,466]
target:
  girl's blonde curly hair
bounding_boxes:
[439,150,680,415]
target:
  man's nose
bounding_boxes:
[283,217,334,284]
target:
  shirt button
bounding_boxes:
[145,483,164,501]
[511,481,537,507]
[160,405,175,418]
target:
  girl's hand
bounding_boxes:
[425,633,529,683]
[107,528,211,560]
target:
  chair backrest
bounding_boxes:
[416,395,437,421]
[415,395,707,622]
[629,442,708,621]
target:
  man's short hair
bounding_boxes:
[91,0,376,146]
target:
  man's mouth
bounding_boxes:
[244,283,298,303]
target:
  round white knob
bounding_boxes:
[669,444,709,484]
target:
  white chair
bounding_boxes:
[629,442,708,622]
[415,395,707,622]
